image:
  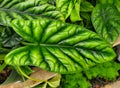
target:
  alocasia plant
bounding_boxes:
[0,0,64,26]
[92,4,120,45]
[4,18,116,73]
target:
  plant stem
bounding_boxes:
[0,62,7,72]
[17,66,44,82]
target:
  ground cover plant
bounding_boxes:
[0,0,120,88]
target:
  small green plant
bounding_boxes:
[84,60,120,81]
[60,73,91,88]
[0,0,120,88]
[60,60,120,88]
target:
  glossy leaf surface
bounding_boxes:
[98,0,120,12]
[1,28,22,48]
[92,4,120,45]
[5,19,116,73]
[56,0,75,20]
[80,1,94,12]
[115,0,120,12]
[70,0,82,22]
[0,0,64,25]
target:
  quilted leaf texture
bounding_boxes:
[92,4,120,45]
[5,18,116,74]
[56,0,76,20]
[0,0,64,25]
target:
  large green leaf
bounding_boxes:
[0,0,64,26]
[5,18,116,73]
[92,4,120,45]
[98,0,120,12]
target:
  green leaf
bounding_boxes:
[0,26,4,35]
[115,0,120,12]
[42,83,47,88]
[98,0,114,4]
[80,1,94,12]
[70,0,82,22]
[47,74,61,87]
[81,12,90,21]
[40,74,61,88]
[5,18,116,73]
[56,0,76,20]
[92,4,120,45]
[0,0,64,26]
[1,27,22,48]
[98,0,120,12]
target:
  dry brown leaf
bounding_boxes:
[101,81,120,88]
[24,68,57,87]
[0,82,23,88]
[0,67,58,88]
[113,36,120,47]
[102,85,111,88]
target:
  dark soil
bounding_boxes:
[90,78,110,88]
[0,61,11,84]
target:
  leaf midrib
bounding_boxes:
[22,42,74,48]
[22,42,107,54]
[0,7,44,19]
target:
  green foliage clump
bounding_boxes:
[60,61,120,88]
[60,73,90,88]
[85,61,120,81]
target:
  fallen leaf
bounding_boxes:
[24,68,58,87]
[101,80,120,88]
[0,67,58,88]
[113,36,120,47]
